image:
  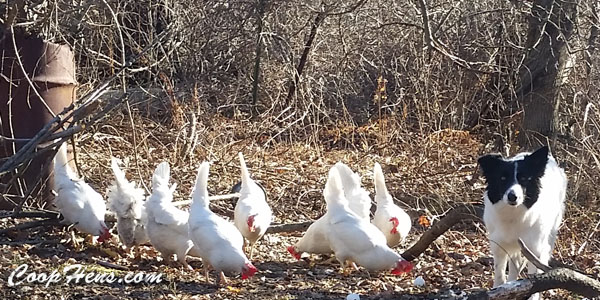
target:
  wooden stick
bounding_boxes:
[266,221,313,234]
[95,260,129,271]
[0,218,62,235]
[518,238,551,272]
[401,204,484,261]
[171,193,241,206]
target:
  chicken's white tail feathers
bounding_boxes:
[152,162,171,190]
[374,162,388,194]
[374,162,392,203]
[53,142,77,179]
[192,162,210,206]
[110,157,127,188]
[334,162,360,192]
[324,167,345,204]
[239,152,252,187]
[107,157,145,218]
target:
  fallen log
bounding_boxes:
[0,218,61,235]
[463,238,600,300]
[402,203,484,261]
[266,221,313,234]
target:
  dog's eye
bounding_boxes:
[500,176,507,181]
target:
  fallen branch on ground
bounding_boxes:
[171,193,241,207]
[465,239,600,299]
[266,221,313,234]
[0,218,62,235]
[402,204,484,261]
[518,238,551,272]
[95,259,129,271]
[1,210,60,219]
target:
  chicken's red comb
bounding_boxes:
[97,228,111,243]
[287,245,301,260]
[391,260,413,275]
[247,215,256,232]
[241,263,258,279]
[389,217,399,234]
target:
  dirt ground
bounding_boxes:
[0,105,598,300]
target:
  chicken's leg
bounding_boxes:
[249,243,255,260]
[203,263,211,284]
[180,259,193,271]
[216,271,228,286]
[69,230,83,251]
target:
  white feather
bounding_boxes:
[333,162,372,219]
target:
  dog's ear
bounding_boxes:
[478,154,502,178]
[524,146,549,174]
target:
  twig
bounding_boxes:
[9,210,60,219]
[413,0,502,74]
[0,218,62,235]
[518,238,551,272]
[251,0,266,109]
[95,260,129,271]
[266,221,313,234]
[285,11,326,104]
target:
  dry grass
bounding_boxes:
[1,94,589,299]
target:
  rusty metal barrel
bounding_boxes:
[0,34,77,209]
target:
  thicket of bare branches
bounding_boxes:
[5,0,600,206]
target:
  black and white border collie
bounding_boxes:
[478,146,567,300]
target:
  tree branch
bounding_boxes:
[402,204,484,261]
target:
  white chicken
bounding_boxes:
[107,157,149,251]
[188,162,258,285]
[144,162,201,270]
[287,216,331,260]
[324,167,413,275]
[287,162,370,260]
[233,152,272,259]
[53,142,111,244]
[334,162,372,219]
[372,163,412,247]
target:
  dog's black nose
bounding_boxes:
[507,192,517,205]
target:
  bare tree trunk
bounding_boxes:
[285,12,326,105]
[251,0,267,112]
[517,0,576,148]
[585,4,599,77]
